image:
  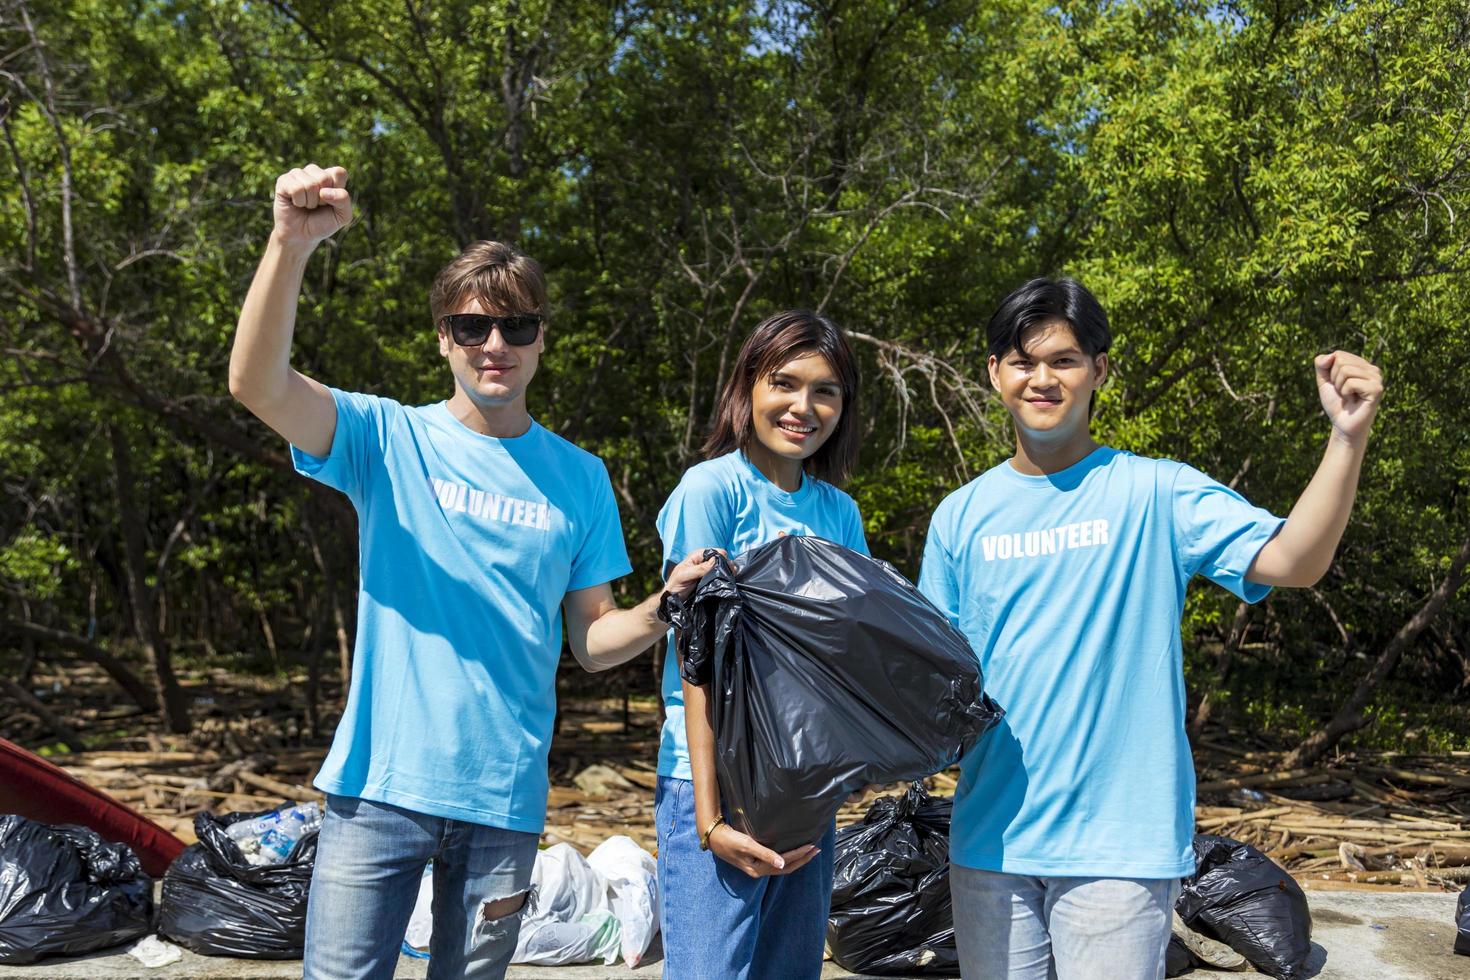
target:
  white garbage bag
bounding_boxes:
[403,865,434,955]
[588,836,660,967]
[513,843,621,966]
[402,839,660,968]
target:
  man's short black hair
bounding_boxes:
[985,277,1112,365]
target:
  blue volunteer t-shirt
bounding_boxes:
[655,451,869,780]
[292,389,631,833]
[918,447,1284,878]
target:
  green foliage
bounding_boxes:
[1,0,1466,743]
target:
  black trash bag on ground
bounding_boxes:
[664,535,1003,852]
[827,783,958,976]
[0,814,153,964]
[1164,934,1195,977]
[158,807,317,958]
[1455,883,1470,956]
[1176,834,1312,979]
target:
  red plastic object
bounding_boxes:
[0,737,185,877]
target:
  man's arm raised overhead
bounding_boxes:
[228,164,353,457]
[1247,350,1385,588]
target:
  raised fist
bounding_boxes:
[1315,350,1383,443]
[272,164,352,247]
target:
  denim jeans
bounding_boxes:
[303,794,539,980]
[655,775,834,980]
[950,865,1179,980]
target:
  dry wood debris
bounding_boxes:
[23,701,1470,893]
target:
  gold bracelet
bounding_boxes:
[698,814,726,851]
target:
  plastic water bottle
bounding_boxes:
[225,802,321,866]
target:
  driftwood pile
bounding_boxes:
[31,705,1470,892]
[1192,739,1470,889]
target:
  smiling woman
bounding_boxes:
[652,309,870,980]
[745,356,845,490]
[701,309,862,490]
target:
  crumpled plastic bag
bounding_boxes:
[1164,934,1195,977]
[157,807,317,958]
[403,864,435,954]
[826,783,958,976]
[1176,834,1312,979]
[664,535,1002,852]
[0,815,153,964]
[513,844,620,966]
[1455,882,1470,956]
[127,934,184,967]
[586,836,659,967]
[404,838,660,968]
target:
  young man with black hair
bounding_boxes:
[918,277,1383,979]
[229,164,713,979]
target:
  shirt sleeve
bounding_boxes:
[917,507,963,631]
[1171,462,1286,604]
[566,463,633,592]
[656,467,735,578]
[842,493,870,556]
[290,388,394,506]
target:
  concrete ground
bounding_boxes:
[0,890,1463,979]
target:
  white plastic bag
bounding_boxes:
[513,844,621,966]
[588,836,660,967]
[402,839,661,968]
[403,865,434,954]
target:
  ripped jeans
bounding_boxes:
[303,794,539,980]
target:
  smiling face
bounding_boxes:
[438,294,544,412]
[987,318,1108,446]
[745,351,844,483]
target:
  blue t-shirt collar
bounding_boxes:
[430,401,542,448]
[997,445,1119,491]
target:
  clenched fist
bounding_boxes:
[1315,350,1384,444]
[272,164,352,248]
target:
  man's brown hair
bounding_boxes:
[429,241,548,324]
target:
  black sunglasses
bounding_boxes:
[441,313,543,347]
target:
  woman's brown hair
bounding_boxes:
[702,310,861,485]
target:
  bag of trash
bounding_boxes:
[404,837,658,968]
[158,807,317,958]
[513,843,620,966]
[664,535,1003,852]
[1164,934,1195,977]
[403,864,435,957]
[587,836,660,967]
[1176,834,1312,979]
[826,783,958,976]
[1455,883,1470,956]
[0,815,153,964]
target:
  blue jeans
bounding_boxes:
[950,865,1180,980]
[655,775,834,980]
[303,794,539,980]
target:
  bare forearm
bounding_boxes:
[1249,432,1368,587]
[682,679,722,831]
[578,591,663,670]
[228,236,314,408]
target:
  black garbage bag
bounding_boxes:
[1455,883,1470,956]
[0,814,153,964]
[1176,834,1312,979]
[1164,934,1195,977]
[827,783,958,976]
[158,807,317,958]
[665,536,1003,852]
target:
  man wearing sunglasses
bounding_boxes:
[229,164,714,979]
